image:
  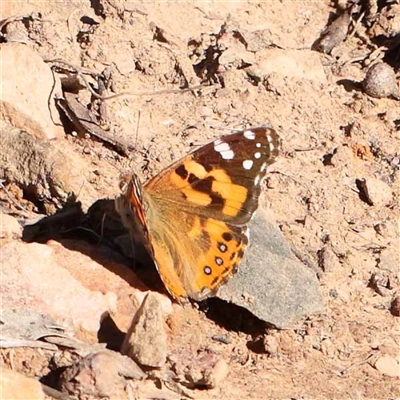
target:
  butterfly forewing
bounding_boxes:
[192,126,279,223]
[146,126,279,225]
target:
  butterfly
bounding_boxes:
[115,126,280,301]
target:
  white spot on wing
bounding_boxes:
[244,130,255,140]
[256,143,261,148]
[219,243,227,252]
[221,150,234,159]
[267,135,275,149]
[214,141,230,152]
[243,160,253,170]
[214,140,235,159]
[254,175,261,186]
[254,152,261,159]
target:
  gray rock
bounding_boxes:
[314,9,351,54]
[362,62,400,100]
[217,210,324,328]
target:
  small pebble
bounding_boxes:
[315,10,350,54]
[356,177,393,207]
[373,354,400,377]
[329,289,338,298]
[265,176,277,189]
[390,296,400,317]
[59,350,145,397]
[368,272,391,297]
[211,334,231,344]
[263,335,279,355]
[362,62,400,100]
[318,246,341,272]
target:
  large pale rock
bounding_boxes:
[0,368,45,400]
[0,42,63,140]
[1,240,143,334]
[1,241,109,333]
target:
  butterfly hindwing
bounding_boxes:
[189,217,248,300]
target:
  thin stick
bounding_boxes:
[339,353,377,375]
[135,108,142,150]
[44,58,220,100]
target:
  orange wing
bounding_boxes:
[117,126,280,301]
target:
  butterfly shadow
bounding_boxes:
[21,196,169,348]
[201,297,275,338]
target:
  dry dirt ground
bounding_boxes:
[1,0,400,399]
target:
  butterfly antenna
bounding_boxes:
[135,109,141,151]
[99,212,106,244]
[129,108,142,172]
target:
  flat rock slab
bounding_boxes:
[218,209,324,328]
[1,240,144,334]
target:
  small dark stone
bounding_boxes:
[211,334,231,344]
[390,296,400,317]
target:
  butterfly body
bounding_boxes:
[116,126,280,301]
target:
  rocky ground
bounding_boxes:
[1,0,399,399]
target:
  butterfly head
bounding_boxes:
[116,173,149,245]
